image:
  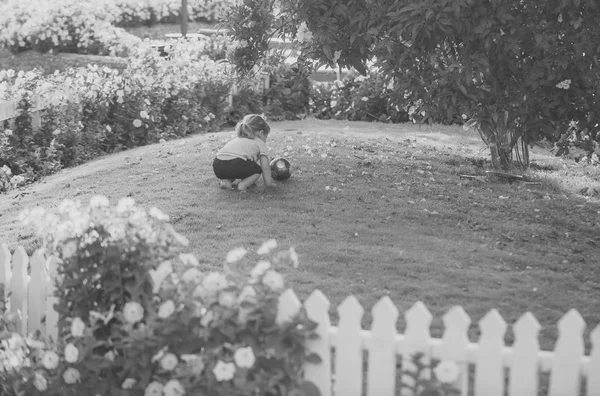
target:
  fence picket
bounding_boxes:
[334,296,364,396]
[509,312,541,396]
[27,250,47,337]
[304,290,332,396]
[275,288,302,325]
[548,309,585,396]
[400,301,432,396]
[367,296,398,396]
[45,256,60,341]
[439,306,471,396]
[589,324,600,396]
[0,243,11,302]
[10,247,29,334]
[475,309,506,396]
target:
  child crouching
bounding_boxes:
[212,114,275,191]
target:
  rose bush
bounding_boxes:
[0,196,321,396]
[0,0,237,54]
[0,37,233,187]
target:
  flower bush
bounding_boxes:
[0,196,321,395]
[0,0,141,56]
[0,37,234,187]
[0,0,237,54]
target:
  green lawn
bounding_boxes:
[1,119,599,355]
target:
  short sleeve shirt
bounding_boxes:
[216,137,268,163]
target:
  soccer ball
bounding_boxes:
[270,157,292,180]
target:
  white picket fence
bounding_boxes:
[0,243,59,340]
[1,243,598,395]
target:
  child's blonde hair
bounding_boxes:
[235,114,270,139]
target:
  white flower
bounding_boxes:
[123,301,145,324]
[62,367,81,384]
[203,115,211,122]
[234,347,255,368]
[158,300,176,319]
[330,100,338,107]
[250,260,271,278]
[262,270,285,290]
[116,197,136,212]
[64,343,79,363]
[160,353,179,371]
[3,130,13,137]
[218,291,237,308]
[296,21,313,43]
[226,247,247,263]
[133,119,143,127]
[434,360,460,383]
[41,350,60,370]
[332,50,341,64]
[70,317,85,337]
[164,379,185,396]
[1,165,12,175]
[104,350,116,361]
[149,207,169,221]
[361,96,369,102]
[34,371,48,391]
[89,195,109,207]
[237,285,257,303]
[144,381,164,396]
[122,378,137,389]
[61,239,78,260]
[182,267,202,283]
[179,253,199,266]
[140,110,149,119]
[257,239,277,255]
[181,354,205,375]
[202,272,229,293]
[212,360,236,381]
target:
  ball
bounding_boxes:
[270,157,292,181]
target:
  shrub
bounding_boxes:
[1,197,321,396]
[0,0,141,56]
[0,37,234,189]
[310,71,409,124]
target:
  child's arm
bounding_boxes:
[259,155,274,187]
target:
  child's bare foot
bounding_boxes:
[219,180,233,189]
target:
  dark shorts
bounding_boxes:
[213,158,262,180]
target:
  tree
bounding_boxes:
[223,0,600,169]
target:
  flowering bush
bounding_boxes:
[0,0,141,56]
[0,0,238,54]
[0,36,234,188]
[0,196,321,396]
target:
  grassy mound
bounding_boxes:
[1,119,599,353]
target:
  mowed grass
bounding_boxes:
[0,119,599,354]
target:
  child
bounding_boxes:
[213,114,275,191]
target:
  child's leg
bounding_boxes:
[237,174,261,191]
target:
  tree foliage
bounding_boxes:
[223,0,600,169]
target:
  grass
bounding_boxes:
[1,119,599,356]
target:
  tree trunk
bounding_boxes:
[181,0,188,37]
